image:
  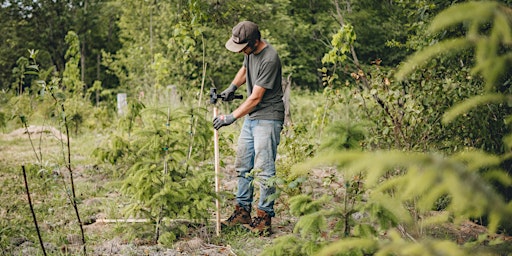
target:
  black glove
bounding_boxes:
[220,84,238,102]
[213,114,236,130]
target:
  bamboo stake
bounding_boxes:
[213,106,221,236]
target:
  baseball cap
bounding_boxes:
[225,21,260,52]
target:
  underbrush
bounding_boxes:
[2,123,512,256]
[0,117,288,255]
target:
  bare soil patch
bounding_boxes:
[5,125,69,142]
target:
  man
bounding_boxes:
[213,21,284,236]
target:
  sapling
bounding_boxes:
[48,83,87,255]
[16,46,87,255]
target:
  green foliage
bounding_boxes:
[271,149,512,255]
[109,0,201,96]
[119,100,145,137]
[322,24,356,65]
[319,1,511,154]
[6,40,100,136]
[396,1,512,93]
[63,31,84,95]
[394,0,512,195]
[158,231,178,246]
[265,2,512,255]
[94,104,215,240]
[395,38,471,81]
[266,171,378,255]
[320,121,366,151]
[298,150,510,226]
[93,135,131,165]
[0,0,121,94]
[316,237,377,256]
[289,194,325,216]
[262,234,311,256]
[12,56,29,95]
[0,111,6,131]
[442,93,508,124]
[3,38,95,253]
[278,124,317,173]
[3,0,512,254]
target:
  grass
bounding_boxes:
[0,127,282,255]
[3,90,509,255]
[0,130,121,254]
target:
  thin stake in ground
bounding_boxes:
[22,165,47,256]
[213,106,221,236]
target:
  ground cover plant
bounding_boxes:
[1,1,512,256]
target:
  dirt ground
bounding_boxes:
[1,126,294,255]
[2,127,511,255]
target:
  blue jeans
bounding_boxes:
[235,118,283,217]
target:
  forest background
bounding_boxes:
[1,0,512,255]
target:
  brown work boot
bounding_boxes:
[244,209,272,236]
[221,205,251,227]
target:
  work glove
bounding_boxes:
[220,84,238,102]
[213,114,236,130]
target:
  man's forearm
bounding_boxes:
[231,66,246,87]
[232,85,265,119]
[232,96,260,119]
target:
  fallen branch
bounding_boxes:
[96,219,150,223]
[92,218,220,224]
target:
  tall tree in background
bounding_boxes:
[106,0,285,99]
[0,0,121,99]
[74,0,121,92]
[271,0,336,90]
[0,1,42,91]
[2,0,509,95]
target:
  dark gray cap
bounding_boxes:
[225,21,260,52]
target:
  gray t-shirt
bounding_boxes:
[243,42,284,121]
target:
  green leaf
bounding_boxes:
[395,38,470,81]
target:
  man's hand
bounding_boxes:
[220,84,238,102]
[213,114,236,130]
